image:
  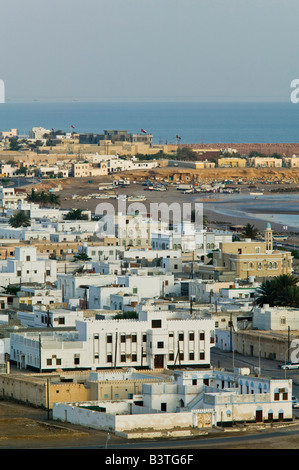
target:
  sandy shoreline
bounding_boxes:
[52,180,298,235]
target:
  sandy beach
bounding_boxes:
[25,168,299,244]
[50,180,298,236]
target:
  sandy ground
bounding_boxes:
[1,400,299,449]
[35,174,299,242]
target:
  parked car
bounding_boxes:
[292,396,299,408]
[280,362,299,370]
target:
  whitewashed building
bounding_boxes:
[17,307,85,329]
[9,309,215,371]
[0,246,56,285]
[52,369,293,437]
[252,305,299,331]
[0,186,27,209]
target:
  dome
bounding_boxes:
[266,222,272,230]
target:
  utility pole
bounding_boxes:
[288,326,291,362]
[258,335,261,377]
[47,378,50,420]
[114,331,118,369]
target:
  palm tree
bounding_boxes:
[39,191,49,207]
[9,211,31,228]
[64,209,88,220]
[27,188,40,203]
[255,274,299,307]
[255,279,277,307]
[278,285,299,308]
[48,193,60,207]
[242,223,259,239]
[73,253,91,261]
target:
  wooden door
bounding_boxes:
[256,410,263,423]
[154,354,164,368]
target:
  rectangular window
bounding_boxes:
[169,353,174,361]
[132,354,137,362]
[189,352,195,361]
[120,335,126,343]
[179,333,184,341]
[189,332,194,341]
[157,341,164,349]
[120,354,126,362]
[200,352,205,360]
[152,319,162,328]
[107,335,113,344]
[142,334,147,342]
[132,334,137,343]
[107,355,113,363]
[74,354,80,365]
[46,359,52,366]
[200,332,205,341]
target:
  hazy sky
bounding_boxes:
[1,0,298,102]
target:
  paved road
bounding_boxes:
[211,348,299,418]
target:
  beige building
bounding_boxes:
[204,224,293,281]
[232,329,298,363]
[247,157,283,168]
[217,157,246,168]
[282,156,299,168]
[168,160,215,169]
[0,368,170,409]
[71,162,90,178]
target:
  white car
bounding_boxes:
[292,397,299,409]
[280,362,299,370]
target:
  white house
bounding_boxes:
[252,305,299,331]
[15,285,63,308]
[0,186,27,209]
[17,307,85,329]
[57,273,118,306]
[0,246,56,285]
[10,309,215,371]
[52,369,293,437]
[88,273,177,310]
[151,227,232,253]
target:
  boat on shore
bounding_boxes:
[127,195,146,202]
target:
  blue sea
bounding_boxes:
[1,101,299,145]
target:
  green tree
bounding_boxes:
[64,209,88,220]
[48,193,60,206]
[114,311,138,319]
[255,275,299,307]
[9,211,31,228]
[1,285,21,295]
[9,137,21,151]
[242,223,259,239]
[176,147,198,161]
[37,191,49,207]
[73,252,91,261]
[27,188,40,203]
